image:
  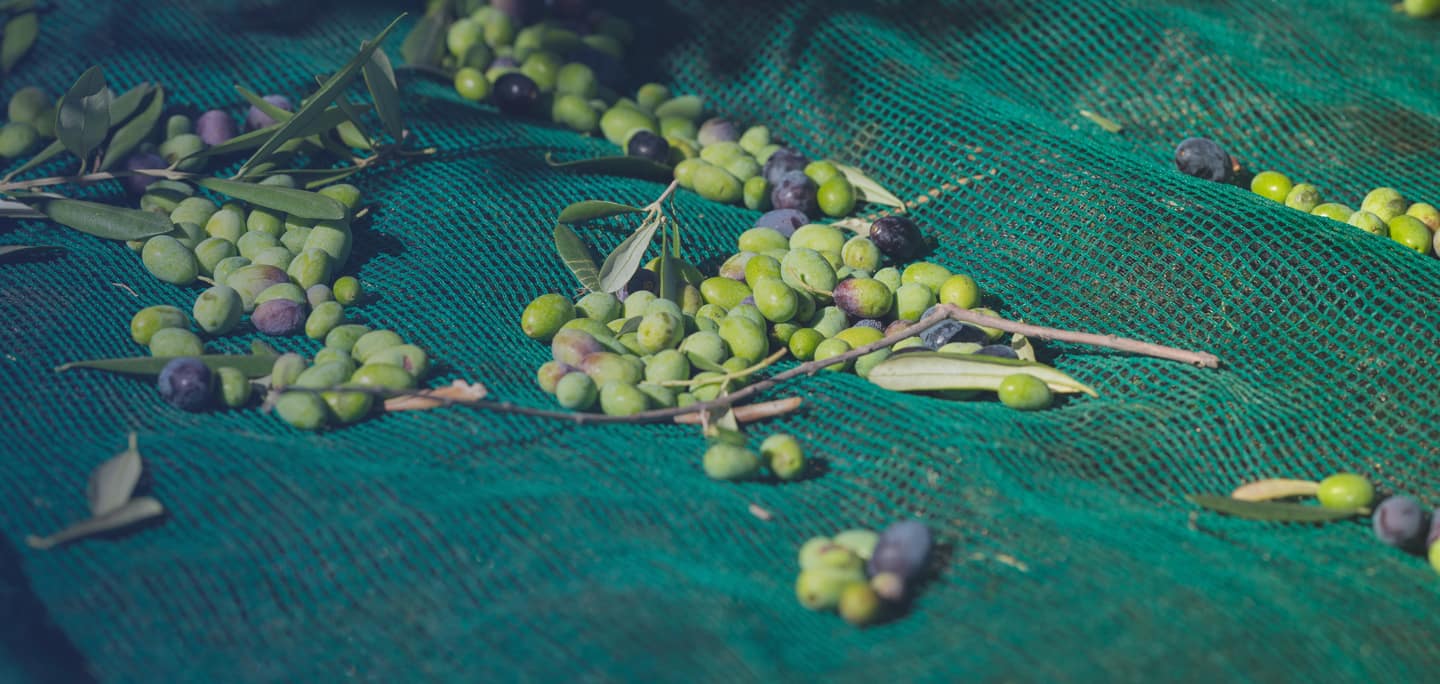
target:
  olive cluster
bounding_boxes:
[795,521,932,627]
[1327,473,1440,575]
[1249,171,1440,256]
[0,86,52,159]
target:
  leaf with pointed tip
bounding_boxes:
[1187,494,1358,522]
[99,85,164,171]
[1,138,65,182]
[55,352,278,378]
[558,200,643,224]
[0,244,62,261]
[105,82,155,125]
[236,14,405,177]
[617,316,642,335]
[552,223,600,291]
[235,85,293,122]
[597,218,662,293]
[26,497,165,550]
[56,66,110,160]
[0,11,38,75]
[835,163,905,208]
[197,177,345,220]
[183,105,355,161]
[362,47,404,141]
[87,435,143,517]
[29,198,173,240]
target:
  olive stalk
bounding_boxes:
[283,305,1221,425]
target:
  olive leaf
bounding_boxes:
[400,9,448,68]
[235,85,294,122]
[301,166,363,189]
[0,244,62,261]
[617,316,643,335]
[657,245,683,304]
[26,497,165,551]
[1229,479,1320,502]
[0,138,64,182]
[183,105,355,161]
[0,11,37,75]
[552,223,601,291]
[28,198,174,241]
[55,352,278,378]
[236,14,405,177]
[56,65,111,161]
[1011,333,1037,363]
[0,199,44,218]
[867,351,1098,397]
[544,153,675,182]
[105,82,156,125]
[1186,494,1358,523]
[597,216,663,293]
[197,177,346,221]
[835,163,905,209]
[362,47,404,141]
[557,200,643,224]
[829,217,871,235]
[87,432,143,517]
[99,85,165,171]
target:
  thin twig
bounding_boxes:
[284,305,1220,425]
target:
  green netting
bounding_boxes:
[4,0,1440,681]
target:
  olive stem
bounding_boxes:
[283,306,1220,424]
[656,347,790,389]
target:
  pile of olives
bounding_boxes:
[522,210,1057,418]
[436,2,881,219]
[795,520,933,627]
[1318,472,1440,575]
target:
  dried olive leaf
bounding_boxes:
[1,138,64,182]
[26,496,165,551]
[0,11,38,75]
[99,85,165,171]
[28,198,173,241]
[1229,479,1320,502]
[1011,333,1037,363]
[597,216,663,293]
[384,380,489,412]
[400,10,448,68]
[1186,494,1358,523]
[362,47,404,141]
[56,65,111,160]
[544,153,675,182]
[236,14,405,176]
[234,85,294,122]
[867,351,1098,397]
[87,433,143,517]
[829,217,872,234]
[197,178,346,220]
[552,223,601,291]
[557,200,643,224]
[0,244,61,260]
[835,163,905,208]
[55,352,278,378]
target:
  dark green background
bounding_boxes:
[3,0,1440,681]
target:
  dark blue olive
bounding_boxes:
[627,130,669,163]
[975,344,1019,359]
[1174,137,1232,183]
[762,147,809,185]
[770,170,817,214]
[754,209,808,236]
[919,320,984,348]
[868,520,932,601]
[869,215,924,260]
[157,357,214,412]
[493,73,541,116]
[617,269,658,301]
[1373,495,1429,550]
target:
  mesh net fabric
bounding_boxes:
[3,0,1440,681]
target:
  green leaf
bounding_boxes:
[362,47,404,141]
[835,163,905,209]
[29,198,173,240]
[55,352,278,378]
[0,138,64,182]
[0,244,62,261]
[301,166,363,190]
[0,11,37,75]
[657,247,682,304]
[545,153,675,182]
[56,66,111,160]
[234,85,293,122]
[236,14,405,177]
[552,223,601,291]
[105,82,156,125]
[597,218,662,293]
[183,105,354,161]
[197,177,346,220]
[99,86,164,171]
[617,316,642,335]
[0,199,44,218]
[1186,494,1359,523]
[867,351,1098,397]
[400,11,448,68]
[687,352,727,373]
[557,200,644,224]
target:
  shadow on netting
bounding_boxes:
[0,534,98,684]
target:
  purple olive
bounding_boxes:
[246,95,292,131]
[157,357,214,412]
[251,298,306,336]
[867,520,932,601]
[123,152,167,194]
[196,109,237,145]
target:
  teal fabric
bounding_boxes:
[4,1,1440,681]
